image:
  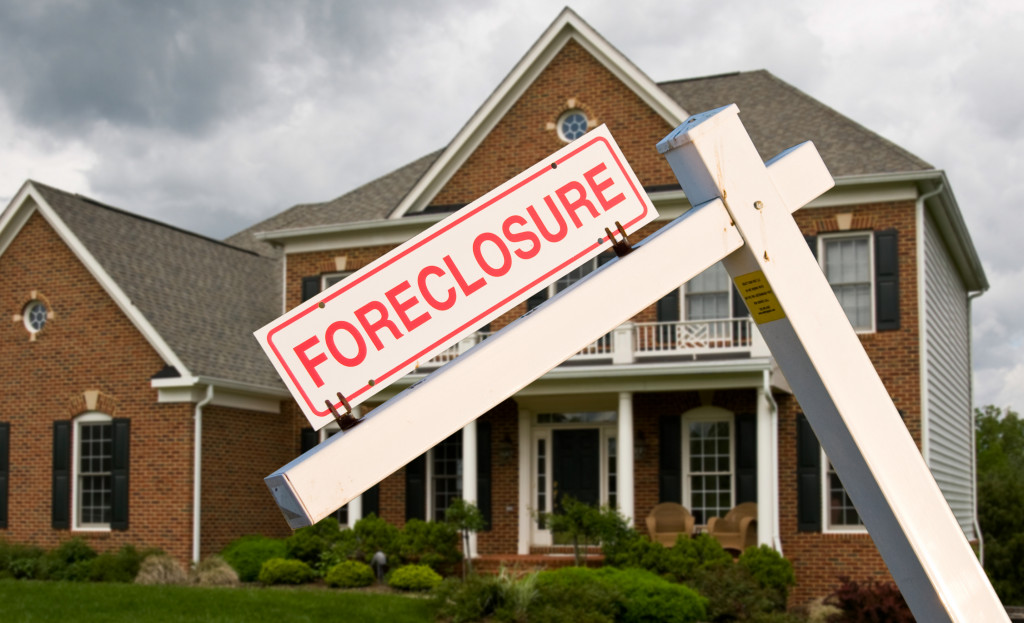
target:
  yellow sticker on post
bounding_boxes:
[734,270,786,324]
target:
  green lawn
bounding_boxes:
[0,580,436,622]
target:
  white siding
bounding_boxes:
[922,211,976,539]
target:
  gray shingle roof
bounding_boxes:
[33,182,285,389]
[231,70,933,252]
[658,70,932,176]
[225,150,441,253]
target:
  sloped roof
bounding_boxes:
[225,150,440,253]
[32,182,284,389]
[658,70,931,177]
[232,69,934,250]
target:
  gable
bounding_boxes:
[430,39,679,209]
[0,209,168,383]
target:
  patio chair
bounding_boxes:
[707,502,758,553]
[645,502,695,546]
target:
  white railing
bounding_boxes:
[634,319,754,356]
[420,319,759,368]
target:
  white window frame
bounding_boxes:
[818,232,875,333]
[72,412,113,531]
[529,412,618,545]
[681,406,735,526]
[322,272,352,290]
[683,261,733,321]
[822,453,867,533]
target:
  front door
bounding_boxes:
[552,429,600,509]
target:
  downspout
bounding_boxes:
[968,289,985,566]
[193,384,215,565]
[763,369,782,554]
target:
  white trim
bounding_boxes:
[388,8,687,219]
[72,412,114,532]
[916,183,944,466]
[818,231,876,333]
[820,453,869,534]
[616,392,634,526]
[680,406,735,524]
[517,408,531,555]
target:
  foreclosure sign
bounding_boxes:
[255,125,657,429]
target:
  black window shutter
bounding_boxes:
[300,428,318,453]
[657,289,681,322]
[797,413,822,532]
[405,454,427,521]
[526,289,547,312]
[805,235,818,259]
[476,420,492,530]
[875,229,900,331]
[110,419,130,531]
[301,276,321,302]
[735,413,757,504]
[362,484,380,518]
[0,422,9,529]
[52,421,71,530]
[658,415,682,504]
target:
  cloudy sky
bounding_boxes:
[1,1,1021,411]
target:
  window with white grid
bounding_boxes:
[821,234,873,331]
[825,459,864,530]
[74,413,113,528]
[685,262,731,320]
[683,412,734,525]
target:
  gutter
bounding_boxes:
[192,384,215,565]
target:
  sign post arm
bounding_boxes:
[658,105,1005,623]
[266,198,743,527]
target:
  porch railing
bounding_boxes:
[419,318,762,368]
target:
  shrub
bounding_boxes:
[193,555,240,586]
[605,531,731,583]
[325,560,375,588]
[88,545,159,583]
[221,535,287,582]
[739,545,797,609]
[395,518,461,575]
[41,537,98,581]
[258,558,316,585]
[317,529,359,575]
[0,540,46,579]
[389,564,442,591]
[445,498,487,575]
[285,516,346,571]
[542,496,629,566]
[824,577,913,622]
[135,554,188,585]
[353,514,399,562]
[686,563,780,622]
[596,567,707,623]
[432,574,506,623]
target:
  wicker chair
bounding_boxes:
[707,502,758,552]
[645,502,695,546]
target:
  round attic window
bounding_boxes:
[557,110,588,142]
[23,300,48,334]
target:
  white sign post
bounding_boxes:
[255,125,656,429]
[264,107,1005,621]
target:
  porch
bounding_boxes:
[421,318,770,369]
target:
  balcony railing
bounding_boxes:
[420,318,766,370]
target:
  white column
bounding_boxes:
[348,405,363,525]
[617,392,635,526]
[517,409,531,554]
[756,385,774,547]
[462,419,478,559]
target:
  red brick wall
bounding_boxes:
[0,210,194,561]
[433,39,678,206]
[200,404,306,556]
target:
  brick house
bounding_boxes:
[0,8,986,604]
